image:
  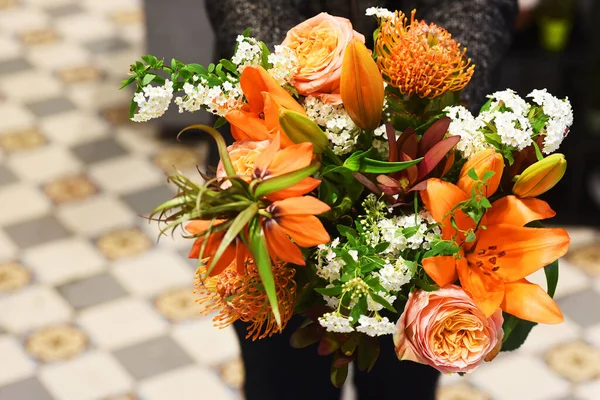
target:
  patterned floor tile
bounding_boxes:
[22,237,106,285]
[436,383,491,400]
[0,126,47,153]
[0,377,54,400]
[137,365,239,400]
[0,286,72,334]
[44,174,98,203]
[19,28,60,46]
[575,379,600,400]
[0,36,21,61]
[96,227,152,260]
[519,316,581,354]
[219,358,244,390]
[0,335,36,386]
[58,273,127,309]
[113,335,194,380]
[546,341,600,383]
[0,263,31,292]
[0,230,18,264]
[4,214,70,249]
[0,6,49,33]
[26,325,88,362]
[77,297,168,350]
[38,351,134,400]
[58,65,102,84]
[154,287,200,322]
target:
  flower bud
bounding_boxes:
[340,38,385,131]
[457,149,504,197]
[278,109,329,154]
[513,153,566,198]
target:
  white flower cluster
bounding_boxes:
[375,259,412,292]
[131,80,174,122]
[356,315,396,337]
[487,89,530,116]
[232,35,262,73]
[528,89,573,154]
[444,105,491,158]
[174,77,244,117]
[480,111,533,150]
[318,313,354,333]
[367,291,397,312]
[316,238,343,283]
[303,95,359,155]
[365,7,395,19]
[267,45,299,86]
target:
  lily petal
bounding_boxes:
[272,196,331,216]
[253,134,280,176]
[278,215,330,247]
[485,196,556,227]
[266,177,322,201]
[502,279,564,324]
[225,109,271,142]
[268,142,314,176]
[240,66,306,115]
[420,178,473,240]
[264,220,306,265]
[422,255,459,287]
[472,224,570,282]
[457,258,505,317]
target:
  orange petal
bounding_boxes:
[502,279,564,324]
[266,177,321,201]
[267,142,314,176]
[422,255,459,287]
[208,243,236,276]
[457,258,504,317]
[253,134,280,175]
[485,196,556,227]
[472,224,570,282]
[264,220,306,265]
[188,230,224,259]
[278,215,330,247]
[185,219,226,235]
[225,109,270,142]
[420,178,473,240]
[457,149,504,197]
[240,66,306,115]
[271,196,331,216]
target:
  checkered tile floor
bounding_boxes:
[0,1,599,399]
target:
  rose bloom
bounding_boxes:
[394,285,503,374]
[216,139,270,187]
[282,12,364,103]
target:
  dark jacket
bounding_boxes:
[205,0,518,109]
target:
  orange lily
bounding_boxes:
[252,134,321,201]
[186,219,249,276]
[420,172,570,324]
[226,66,307,147]
[262,196,331,265]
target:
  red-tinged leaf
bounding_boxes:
[418,117,451,157]
[290,324,324,348]
[417,136,461,180]
[396,127,415,151]
[400,133,418,160]
[441,152,455,177]
[409,180,428,192]
[386,123,398,162]
[330,363,349,388]
[318,335,339,356]
[376,174,399,188]
[333,356,353,368]
[399,152,418,185]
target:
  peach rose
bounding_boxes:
[282,13,364,103]
[394,285,503,374]
[216,139,270,187]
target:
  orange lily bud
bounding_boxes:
[513,153,566,198]
[279,109,329,154]
[340,38,384,131]
[457,149,504,197]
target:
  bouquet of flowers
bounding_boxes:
[122,7,573,385]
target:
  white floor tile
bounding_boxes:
[39,351,133,400]
[0,286,72,334]
[40,111,108,146]
[22,237,106,285]
[0,335,36,386]
[172,319,240,367]
[0,6,49,32]
[0,229,18,263]
[77,297,167,350]
[0,184,50,225]
[0,104,35,131]
[7,145,82,183]
[88,156,164,194]
[0,71,62,103]
[27,42,89,70]
[57,196,135,236]
[56,13,115,42]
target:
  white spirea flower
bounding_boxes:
[174,79,244,117]
[267,45,299,86]
[375,259,411,292]
[356,315,396,337]
[365,7,395,19]
[444,105,492,158]
[131,80,174,122]
[527,89,573,154]
[480,111,533,150]
[232,35,263,73]
[316,244,344,283]
[367,291,397,312]
[304,95,359,155]
[348,250,359,262]
[486,89,530,116]
[318,313,354,333]
[323,294,340,309]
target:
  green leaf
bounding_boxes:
[343,150,422,174]
[214,63,227,80]
[372,242,390,253]
[290,324,322,348]
[253,162,320,198]
[315,286,343,296]
[129,98,137,119]
[260,41,271,70]
[465,231,476,243]
[483,170,496,183]
[248,215,281,327]
[119,76,136,90]
[219,59,238,74]
[467,167,479,181]
[208,63,215,73]
[213,116,227,129]
[341,333,361,356]
[206,204,258,275]
[186,63,208,75]
[369,292,396,312]
[545,259,559,299]
[337,225,357,240]
[532,140,544,161]
[350,295,368,323]
[357,336,380,372]
[141,73,156,86]
[330,362,349,388]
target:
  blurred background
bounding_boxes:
[0,0,598,399]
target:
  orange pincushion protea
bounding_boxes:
[195,258,297,340]
[375,10,475,99]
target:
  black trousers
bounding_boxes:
[233,316,440,400]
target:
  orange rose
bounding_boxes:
[394,285,504,374]
[282,13,364,103]
[216,139,270,188]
